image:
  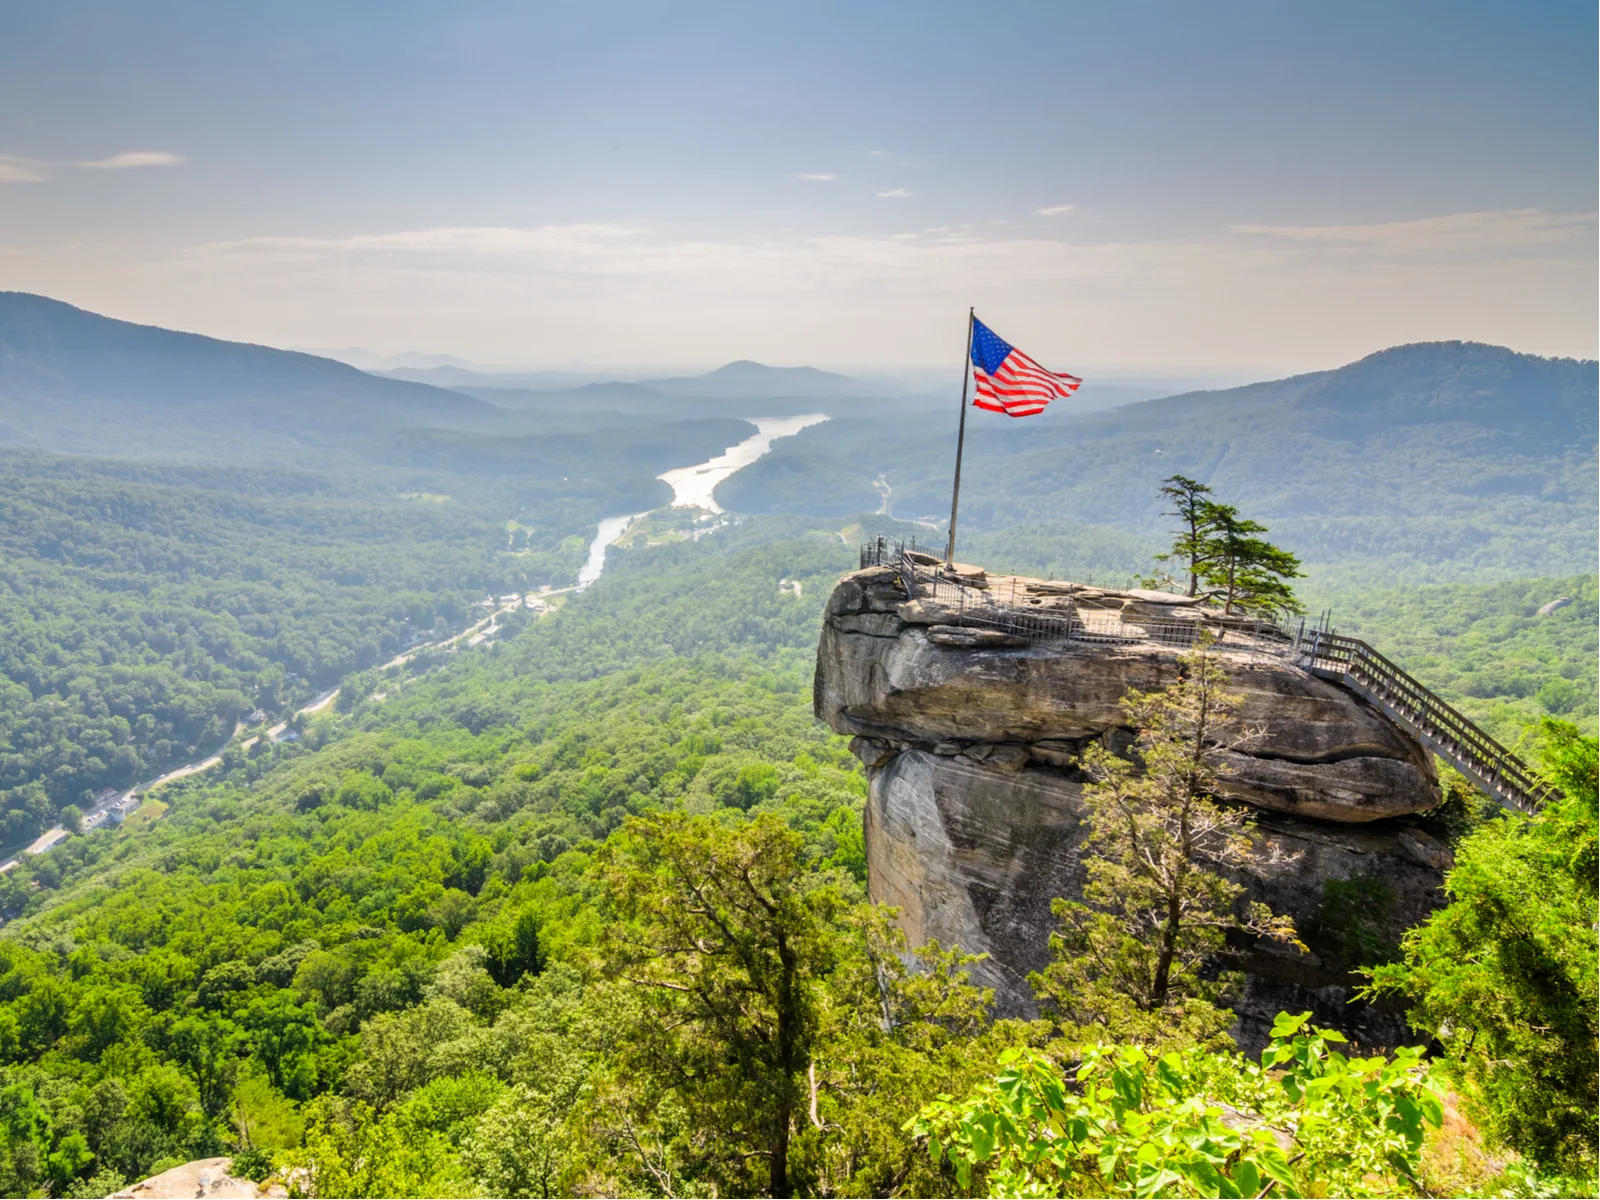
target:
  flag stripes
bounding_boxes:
[968,316,1080,418]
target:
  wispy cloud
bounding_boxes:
[795,172,836,181]
[1232,208,1593,256]
[79,151,186,170]
[0,149,187,183]
[168,210,1595,369]
[1035,204,1076,217]
[877,188,911,199]
[0,155,48,183]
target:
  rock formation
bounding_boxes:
[815,565,1454,1048]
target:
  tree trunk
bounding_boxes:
[1151,893,1181,1007]
[770,1113,790,1198]
[1186,512,1201,597]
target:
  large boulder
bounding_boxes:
[816,567,1439,823]
[816,566,1450,1047]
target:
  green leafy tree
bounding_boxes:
[484,909,546,988]
[230,1069,305,1159]
[46,1130,95,1195]
[1363,718,1598,1180]
[293,1096,471,1199]
[240,992,321,1096]
[792,911,1007,1198]
[461,1085,573,1198]
[1030,640,1299,1049]
[910,1011,1443,1198]
[0,1081,51,1196]
[1198,502,1303,616]
[170,1012,239,1118]
[594,811,842,1198]
[1153,475,1217,597]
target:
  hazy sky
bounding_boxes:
[1,1,1594,374]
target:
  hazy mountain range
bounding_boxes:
[718,340,1598,588]
[2,291,1594,591]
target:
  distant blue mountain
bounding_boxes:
[717,339,1598,585]
[377,358,905,405]
[0,292,496,456]
[640,360,882,400]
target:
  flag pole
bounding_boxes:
[944,308,975,568]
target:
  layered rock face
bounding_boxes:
[816,566,1452,1047]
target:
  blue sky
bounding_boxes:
[1,1,1594,372]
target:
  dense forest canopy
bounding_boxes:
[0,299,1594,1197]
[0,522,1590,1197]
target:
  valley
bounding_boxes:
[0,297,1592,1199]
[3,9,1593,1196]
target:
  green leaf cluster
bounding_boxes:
[911,1011,1443,1198]
[1363,719,1598,1181]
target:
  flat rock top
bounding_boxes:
[110,1158,277,1200]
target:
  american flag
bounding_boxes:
[969,316,1081,417]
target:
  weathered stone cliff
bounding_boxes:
[815,565,1454,1048]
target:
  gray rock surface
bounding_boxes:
[817,567,1440,823]
[818,566,1451,1048]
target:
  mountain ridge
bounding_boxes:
[714,338,1599,585]
[0,292,504,458]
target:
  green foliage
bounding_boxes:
[0,453,513,815]
[1149,475,1304,614]
[911,1011,1443,1198]
[595,812,838,1197]
[0,526,877,1192]
[293,1094,474,1199]
[581,816,1014,1199]
[1029,642,1299,1051]
[1328,573,1598,740]
[1195,501,1304,616]
[1152,475,1216,597]
[1363,720,1599,1180]
[1304,874,1399,970]
[0,482,1585,1199]
[229,1146,272,1183]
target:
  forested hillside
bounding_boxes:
[0,521,1591,1197]
[1334,573,1598,740]
[719,342,1599,588]
[0,298,774,832]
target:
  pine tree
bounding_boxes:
[1030,639,1301,1050]
[1150,476,1304,615]
[1153,475,1217,597]
[1198,502,1304,616]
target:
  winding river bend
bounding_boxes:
[1,414,830,868]
[578,413,827,589]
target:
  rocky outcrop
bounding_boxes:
[110,1158,281,1199]
[817,566,1451,1047]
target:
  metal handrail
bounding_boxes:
[1305,633,1553,814]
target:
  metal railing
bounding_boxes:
[862,537,1294,652]
[857,537,1553,814]
[1301,632,1554,814]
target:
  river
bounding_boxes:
[1,414,830,868]
[577,511,648,589]
[577,412,828,589]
